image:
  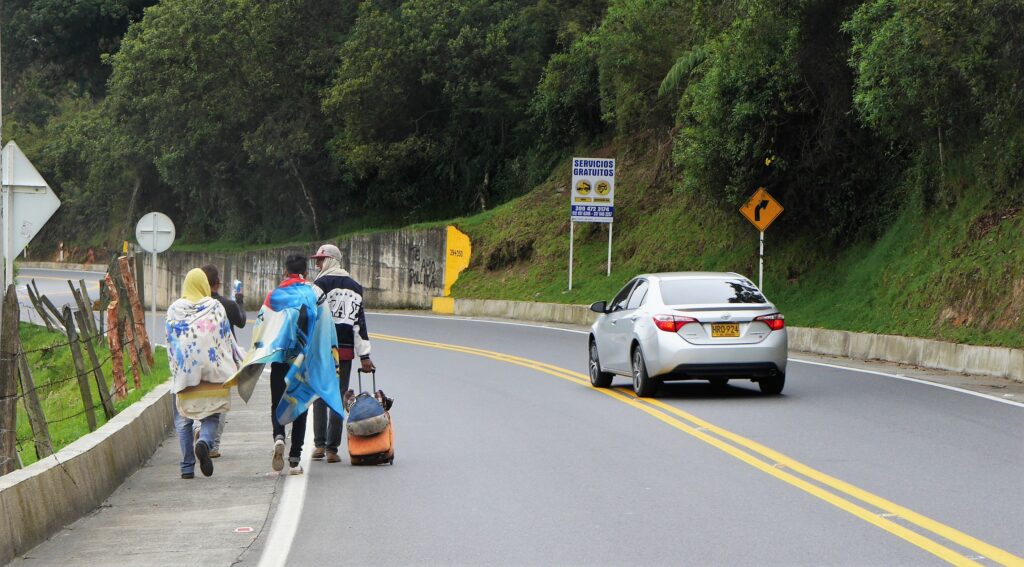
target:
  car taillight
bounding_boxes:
[653,314,699,332]
[755,313,785,331]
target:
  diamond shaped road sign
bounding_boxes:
[2,141,61,259]
[739,187,783,232]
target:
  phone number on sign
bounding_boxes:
[572,205,614,217]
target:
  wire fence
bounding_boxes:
[3,324,140,459]
[1,258,157,476]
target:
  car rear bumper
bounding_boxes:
[646,329,788,379]
[664,362,783,380]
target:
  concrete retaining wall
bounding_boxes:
[16,262,108,273]
[0,383,173,564]
[140,228,447,311]
[450,299,1024,384]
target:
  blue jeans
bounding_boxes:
[173,394,222,475]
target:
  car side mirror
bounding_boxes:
[589,301,608,314]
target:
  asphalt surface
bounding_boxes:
[14,267,105,325]
[8,269,1023,566]
[273,314,1022,566]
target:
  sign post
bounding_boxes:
[569,157,616,290]
[739,187,783,291]
[135,212,176,346]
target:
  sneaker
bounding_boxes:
[195,441,214,477]
[288,462,304,475]
[272,437,286,472]
[311,447,326,460]
[181,472,195,480]
[326,451,341,464]
[209,449,221,459]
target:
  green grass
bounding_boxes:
[14,324,171,467]
[450,151,1024,349]
[160,147,1024,350]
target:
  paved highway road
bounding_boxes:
[14,267,105,323]
[258,313,1022,566]
[10,268,1022,565]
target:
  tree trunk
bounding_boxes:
[289,160,321,239]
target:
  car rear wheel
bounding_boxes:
[589,340,613,388]
[632,347,658,398]
[758,373,785,395]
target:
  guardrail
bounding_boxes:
[443,298,1024,384]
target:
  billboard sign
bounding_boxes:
[570,157,615,223]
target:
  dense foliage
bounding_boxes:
[1,0,1021,248]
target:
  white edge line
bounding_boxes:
[789,358,1024,408]
[257,373,315,567]
[370,311,1023,408]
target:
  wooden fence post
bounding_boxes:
[75,279,100,337]
[2,286,23,475]
[105,275,127,400]
[118,256,154,368]
[40,295,67,333]
[63,307,97,432]
[25,284,56,332]
[17,344,53,459]
[111,265,150,376]
[122,321,144,389]
[96,278,106,338]
[75,309,115,420]
[69,281,93,335]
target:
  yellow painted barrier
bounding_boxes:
[443,226,471,296]
[431,296,455,314]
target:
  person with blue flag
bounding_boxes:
[226,254,343,475]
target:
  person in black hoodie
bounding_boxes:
[309,244,375,463]
[196,265,246,458]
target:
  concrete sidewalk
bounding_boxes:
[10,378,287,566]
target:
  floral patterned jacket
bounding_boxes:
[166,297,241,394]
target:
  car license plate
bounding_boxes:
[711,323,740,338]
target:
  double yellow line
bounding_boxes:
[372,332,1022,567]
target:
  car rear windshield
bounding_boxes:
[659,278,767,305]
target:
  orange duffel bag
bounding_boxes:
[348,414,394,465]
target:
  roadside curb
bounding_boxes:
[445,298,1024,384]
[16,261,108,273]
[0,382,173,564]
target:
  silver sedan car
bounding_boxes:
[588,272,788,397]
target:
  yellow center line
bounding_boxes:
[371,332,1021,566]
[623,391,1022,567]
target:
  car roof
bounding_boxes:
[635,271,746,281]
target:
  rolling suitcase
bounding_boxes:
[346,370,395,465]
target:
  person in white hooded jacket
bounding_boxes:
[309,244,375,462]
[165,268,240,479]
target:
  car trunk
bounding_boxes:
[667,303,776,345]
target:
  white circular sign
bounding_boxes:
[135,212,176,253]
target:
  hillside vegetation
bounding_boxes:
[2,1,1022,345]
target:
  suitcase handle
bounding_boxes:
[357,369,376,392]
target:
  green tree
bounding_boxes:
[845,0,1024,195]
[105,0,351,240]
[323,0,558,215]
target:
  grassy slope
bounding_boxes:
[452,150,1024,349]
[15,324,171,466]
